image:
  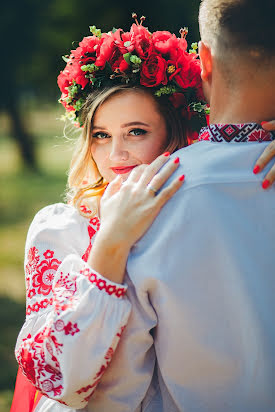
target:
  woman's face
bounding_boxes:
[90,90,168,182]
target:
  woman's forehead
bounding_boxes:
[92,90,164,125]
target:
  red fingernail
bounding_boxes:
[174,157,180,164]
[262,179,270,189]
[179,175,185,182]
[261,121,268,127]
[163,151,170,157]
[253,165,261,174]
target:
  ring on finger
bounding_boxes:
[147,184,158,196]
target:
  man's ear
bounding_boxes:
[198,41,213,83]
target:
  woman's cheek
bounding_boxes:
[91,144,104,165]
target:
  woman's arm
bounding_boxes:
[15,204,131,408]
[253,121,275,188]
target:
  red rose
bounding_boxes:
[95,33,116,68]
[57,71,71,94]
[118,58,129,72]
[168,37,188,61]
[109,47,129,72]
[140,53,167,87]
[79,35,101,54]
[58,59,89,91]
[152,31,178,56]
[169,53,202,92]
[113,29,135,54]
[69,61,89,89]
[130,24,152,59]
[177,37,188,54]
[72,36,101,63]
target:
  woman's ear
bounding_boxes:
[199,41,213,83]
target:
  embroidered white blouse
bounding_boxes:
[15,204,132,409]
[16,124,275,412]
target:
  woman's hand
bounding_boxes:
[87,153,184,283]
[99,153,184,246]
[253,121,275,189]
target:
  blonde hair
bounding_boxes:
[66,84,188,217]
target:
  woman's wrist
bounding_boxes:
[96,224,134,254]
[87,229,131,285]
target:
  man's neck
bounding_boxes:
[209,77,275,125]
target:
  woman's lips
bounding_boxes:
[111,165,137,174]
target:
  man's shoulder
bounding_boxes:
[175,140,270,187]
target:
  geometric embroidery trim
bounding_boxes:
[80,266,127,299]
[199,123,275,143]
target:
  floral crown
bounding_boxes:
[58,14,209,141]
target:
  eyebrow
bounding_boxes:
[92,121,150,130]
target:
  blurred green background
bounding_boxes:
[0,1,200,410]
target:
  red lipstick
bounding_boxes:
[111,165,137,174]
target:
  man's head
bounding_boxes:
[199,0,275,60]
[198,0,275,121]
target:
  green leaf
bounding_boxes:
[89,25,102,38]
[123,53,132,64]
[130,55,142,65]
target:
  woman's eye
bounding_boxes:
[92,132,109,140]
[129,128,147,136]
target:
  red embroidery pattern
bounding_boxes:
[80,204,92,215]
[17,321,126,405]
[76,324,127,403]
[80,267,127,298]
[198,129,210,141]
[54,320,80,336]
[82,217,100,262]
[19,214,127,406]
[248,129,274,142]
[32,251,61,296]
[26,298,53,316]
[16,328,65,399]
[199,123,275,143]
[16,318,81,404]
[26,247,40,277]
[53,272,78,315]
[25,246,62,315]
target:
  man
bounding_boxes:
[90,0,275,410]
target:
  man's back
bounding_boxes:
[127,125,275,411]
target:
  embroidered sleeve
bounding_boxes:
[15,204,131,408]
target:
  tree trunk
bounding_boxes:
[6,95,38,171]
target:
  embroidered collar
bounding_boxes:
[199,123,275,143]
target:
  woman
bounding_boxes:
[12,16,275,411]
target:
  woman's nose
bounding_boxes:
[109,138,129,161]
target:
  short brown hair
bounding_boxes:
[199,0,275,61]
